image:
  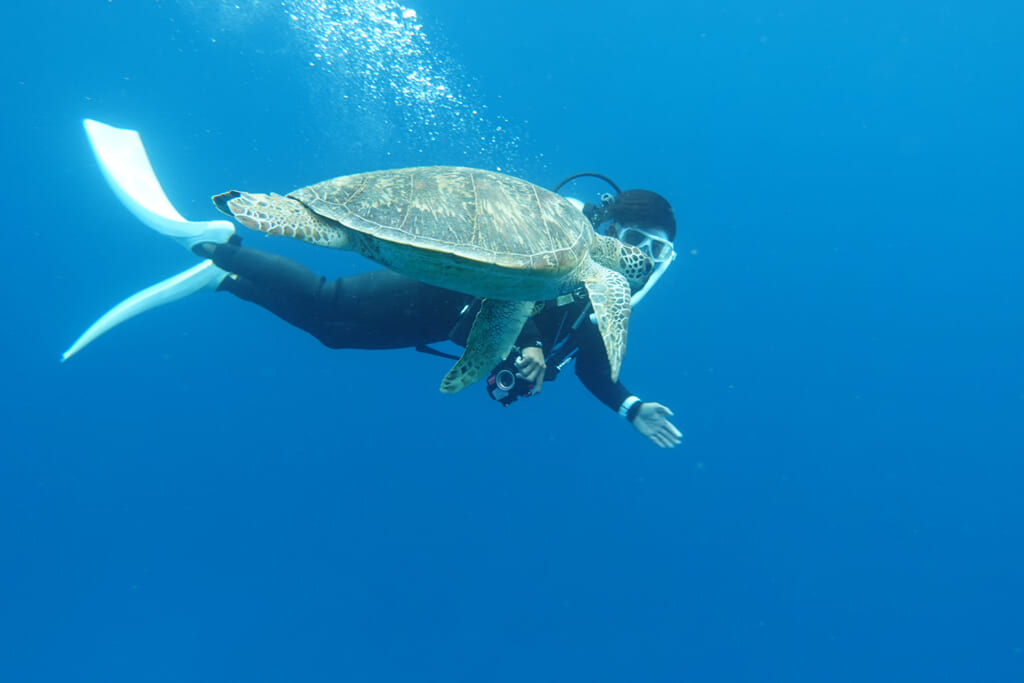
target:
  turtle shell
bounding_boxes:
[288,166,592,276]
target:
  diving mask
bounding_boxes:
[610,224,675,263]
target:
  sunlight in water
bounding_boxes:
[182,0,528,171]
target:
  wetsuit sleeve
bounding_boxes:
[573,321,632,411]
[514,317,545,350]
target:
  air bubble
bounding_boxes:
[184,0,532,172]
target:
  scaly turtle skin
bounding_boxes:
[213,166,652,393]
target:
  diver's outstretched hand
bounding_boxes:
[633,402,683,448]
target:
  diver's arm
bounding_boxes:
[573,322,632,410]
[574,324,682,448]
[514,317,545,350]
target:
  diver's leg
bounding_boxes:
[204,242,472,350]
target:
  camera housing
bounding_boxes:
[485,358,535,406]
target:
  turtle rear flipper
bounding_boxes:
[441,299,536,393]
[214,191,351,249]
[580,261,632,382]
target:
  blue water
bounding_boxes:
[3,1,1023,681]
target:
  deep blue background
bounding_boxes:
[2,1,1022,681]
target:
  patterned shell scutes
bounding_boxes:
[288,166,593,274]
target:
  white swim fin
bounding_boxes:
[62,120,237,361]
[62,261,228,362]
[82,119,235,249]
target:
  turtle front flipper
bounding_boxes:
[212,191,351,249]
[441,299,536,394]
[580,261,632,382]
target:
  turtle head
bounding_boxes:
[617,242,655,289]
[592,234,654,290]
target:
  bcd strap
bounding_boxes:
[414,344,462,361]
[541,304,592,380]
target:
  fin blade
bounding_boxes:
[62,261,227,362]
[83,119,235,246]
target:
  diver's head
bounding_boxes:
[599,189,677,304]
[603,189,675,260]
[556,173,678,304]
[605,189,676,242]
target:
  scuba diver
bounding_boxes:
[65,120,683,449]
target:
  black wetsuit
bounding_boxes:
[208,242,634,411]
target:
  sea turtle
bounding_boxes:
[212,166,653,393]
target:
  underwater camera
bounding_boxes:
[485,358,535,407]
